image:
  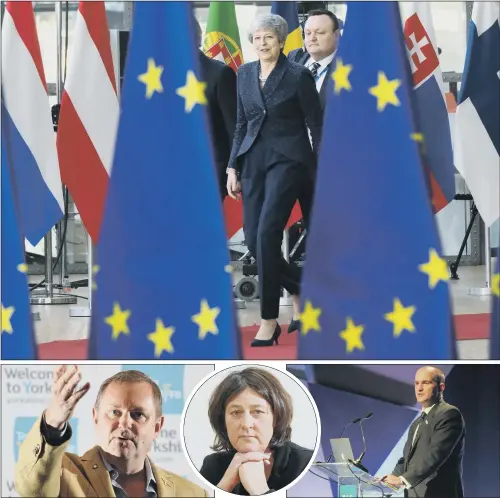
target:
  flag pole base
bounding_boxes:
[234,299,246,309]
[30,293,77,305]
[468,287,492,296]
[69,306,91,317]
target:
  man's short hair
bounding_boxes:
[306,9,340,32]
[431,368,446,385]
[95,370,163,418]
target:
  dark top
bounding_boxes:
[200,441,313,495]
[198,51,237,179]
[288,47,335,113]
[227,52,322,176]
[393,400,465,498]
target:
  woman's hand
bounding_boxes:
[217,452,271,492]
[239,459,272,495]
[227,169,241,201]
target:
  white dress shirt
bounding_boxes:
[307,52,336,92]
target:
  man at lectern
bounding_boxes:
[377,366,465,498]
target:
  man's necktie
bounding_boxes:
[310,62,321,79]
[412,412,427,446]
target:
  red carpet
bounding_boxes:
[37,314,491,360]
[454,313,490,340]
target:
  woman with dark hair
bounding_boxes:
[200,368,314,495]
[226,14,322,346]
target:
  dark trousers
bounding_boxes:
[240,138,311,319]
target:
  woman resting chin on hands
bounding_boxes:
[218,451,272,495]
[200,368,313,495]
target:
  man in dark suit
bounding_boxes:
[378,366,465,498]
[195,20,237,200]
[288,9,341,113]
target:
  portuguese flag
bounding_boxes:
[203,1,244,72]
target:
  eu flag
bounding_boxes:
[298,2,454,360]
[89,3,240,360]
[491,246,500,359]
[271,1,303,55]
[1,104,37,359]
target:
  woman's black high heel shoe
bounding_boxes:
[288,319,301,333]
[250,323,281,347]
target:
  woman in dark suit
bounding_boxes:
[200,367,314,495]
[226,14,323,346]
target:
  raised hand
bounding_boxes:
[44,365,90,430]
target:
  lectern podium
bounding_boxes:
[311,462,401,497]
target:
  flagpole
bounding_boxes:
[469,221,493,296]
[30,1,76,306]
[280,229,293,306]
[69,233,92,318]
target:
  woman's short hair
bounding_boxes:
[247,14,288,45]
[208,367,293,452]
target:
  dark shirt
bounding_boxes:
[199,441,313,495]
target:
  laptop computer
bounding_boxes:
[330,437,355,463]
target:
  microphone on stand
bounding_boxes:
[325,415,364,463]
[348,412,373,474]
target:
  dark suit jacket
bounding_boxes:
[227,52,322,175]
[288,47,335,113]
[393,401,465,498]
[199,441,313,495]
[198,52,237,194]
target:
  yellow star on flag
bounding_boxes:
[17,263,28,273]
[419,248,449,289]
[192,299,220,340]
[138,58,164,99]
[105,302,131,340]
[384,298,416,338]
[492,273,500,297]
[369,71,401,111]
[176,70,207,112]
[331,58,353,95]
[299,300,322,334]
[1,304,15,334]
[340,318,365,353]
[410,132,424,143]
[147,319,175,357]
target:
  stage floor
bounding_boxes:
[29,264,493,360]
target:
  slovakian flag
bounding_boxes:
[1,1,64,246]
[57,1,119,242]
[455,2,499,228]
[399,3,456,212]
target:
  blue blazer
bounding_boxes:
[228,52,322,174]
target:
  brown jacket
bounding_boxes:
[15,417,209,497]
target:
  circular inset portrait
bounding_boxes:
[181,364,320,496]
